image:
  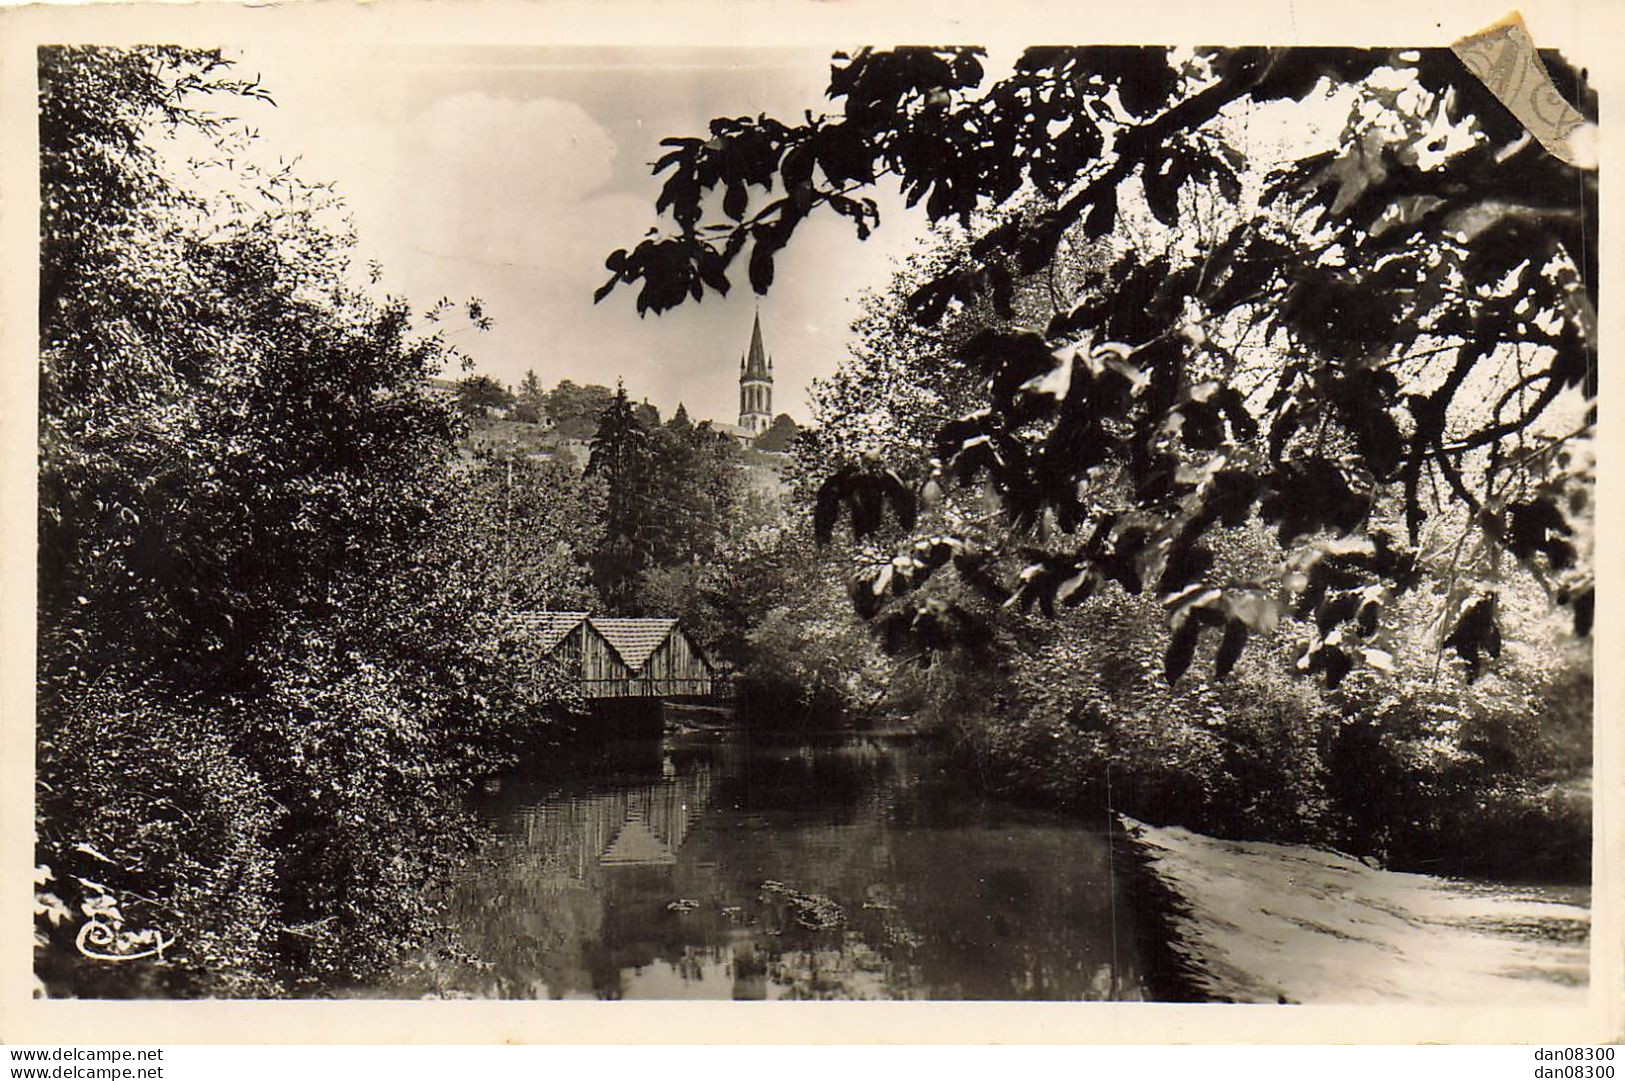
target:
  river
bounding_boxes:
[376,724,1589,1003]
[384,727,1153,1000]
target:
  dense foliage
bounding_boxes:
[455,373,514,417]
[584,385,759,618]
[455,452,606,611]
[604,45,1595,877]
[511,369,546,423]
[751,413,802,452]
[602,45,1596,688]
[35,46,581,995]
[546,379,618,438]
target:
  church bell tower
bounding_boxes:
[738,311,773,436]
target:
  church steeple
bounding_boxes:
[738,310,774,436]
[743,310,771,380]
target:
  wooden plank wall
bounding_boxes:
[557,623,583,680]
[579,622,633,696]
[634,628,713,697]
[578,624,713,698]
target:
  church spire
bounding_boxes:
[738,310,774,436]
[743,310,771,381]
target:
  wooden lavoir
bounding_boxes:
[514,611,716,700]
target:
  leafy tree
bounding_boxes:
[460,451,606,610]
[586,382,651,488]
[513,368,546,424]
[651,423,747,566]
[586,383,654,607]
[545,379,616,439]
[456,373,513,417]
[602,45,1596,685]
[669,401,693,433]
[584,386,751,616]
[752,413,802,453]
[36,46,566,995]
[778,104,1593,875]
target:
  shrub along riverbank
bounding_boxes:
[736,570,1591,886]
[913,594,1591,885]
[34,47,586,997]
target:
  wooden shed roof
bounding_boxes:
[513,612,694,674]
[589,617,680,672]
[511,611,589,652]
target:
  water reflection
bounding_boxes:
[397,732,1147,1000]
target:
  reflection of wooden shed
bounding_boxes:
[600,815,676,866]
[513,612,715,699]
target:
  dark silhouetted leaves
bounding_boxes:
[1570,584,1594,637]
[1163,606,1229,684]
[1443,594,1502,680]
[1083,187,1117,238]
[1326,367,1404,479]
[1315,591,1361,634]
[1201,470,1263,529]
[1157,542,1213,594]
[1258,460,1371,545]
[1112,47,1179,117]
[723,181,748,221]
[875,597,991,661]
[1214,619,1249,679]
[1355,597,1381,637]
[600,44,1596,689]
[1505,498,1576,570]
[1143,157,1182,227]
[1163,618,1202,684]
[748,235,777,294]
[814,463,918,544]
[1304,642,1353,688]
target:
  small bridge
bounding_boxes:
[514,611,717,700]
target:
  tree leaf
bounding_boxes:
[1214,618,1248,678]
[1083,188,1117,238]
[748,240,776,294]
[1163,619,1202,684]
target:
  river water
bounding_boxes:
[387,728,1151,1000]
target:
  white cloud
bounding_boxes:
[390,92,621,265]
[233,45,935,424]
[406,93,617,202]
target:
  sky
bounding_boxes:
[220,36,1601,431]
[229,44,935,427]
